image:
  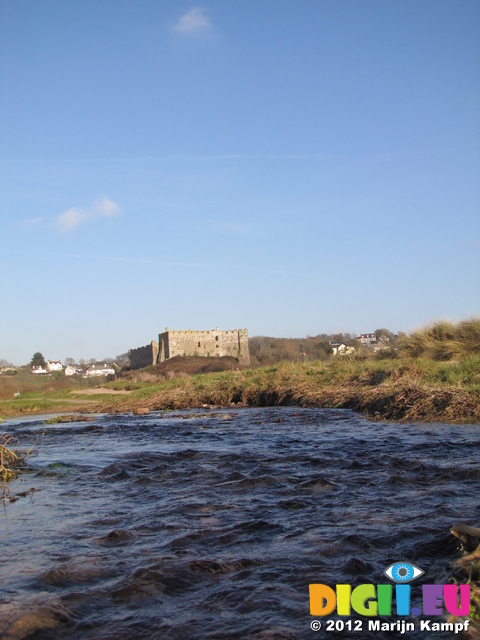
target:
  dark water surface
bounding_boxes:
[1,408,479,639]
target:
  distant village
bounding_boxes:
[31,361,116,378]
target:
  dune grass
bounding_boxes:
[400,317,480,360]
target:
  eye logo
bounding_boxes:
[384,562,424,583]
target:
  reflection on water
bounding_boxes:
[1,408,479,639]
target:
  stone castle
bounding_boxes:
[129,327,250,370]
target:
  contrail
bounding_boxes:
[11,250,313,278]
[2,151,398,165]
[3,153,334,164]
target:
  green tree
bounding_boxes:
[31,352,46,368]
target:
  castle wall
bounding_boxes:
[159,328,250,366]
[130,329,250,369]
[128,340,158,370]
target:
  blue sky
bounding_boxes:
[1,1,479,365]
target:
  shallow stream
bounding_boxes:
[1,408,479,639]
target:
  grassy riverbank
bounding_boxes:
[1,353,479,423]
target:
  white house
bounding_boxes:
[330,342,346,356]
[330,342,356,356]
[65,365,80,376]
[359,333,377,345]
[46,360,63,372]
[85,363,115,377]
[32,366,48,374]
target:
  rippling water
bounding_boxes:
[1,408,479,639]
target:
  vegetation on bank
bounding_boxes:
[0,319,479,423]
[0,353,478,423]
[113,354,480,422]
[0,433,36,501]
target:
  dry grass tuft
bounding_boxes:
[0,434,20,484]
[1,433,36,501]
[401,317,480,361]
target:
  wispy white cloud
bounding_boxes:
[94,197,120,217]
[173,7,212,36]
[20,216,44,229]
[57,198,121,232]
[57,207,85,231]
